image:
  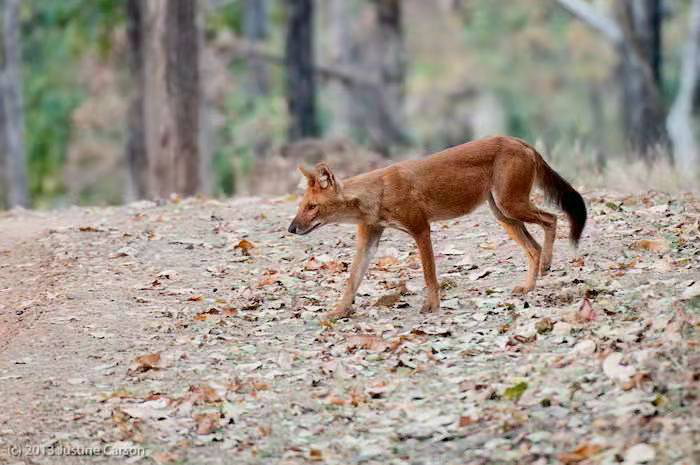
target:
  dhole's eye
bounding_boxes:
[306,203,317,211]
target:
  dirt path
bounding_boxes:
[0,208,95,350]
[0,192,698,465]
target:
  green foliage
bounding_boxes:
[205,0,243,37]
[213,93,289,196]
[21,0,123,205]
[459,0,615,146]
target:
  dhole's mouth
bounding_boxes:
[288,221,322,235]
[295,222,322,235]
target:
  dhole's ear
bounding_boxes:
[298,165,316,187]
[315,162,337,190]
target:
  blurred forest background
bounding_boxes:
[0,0,699,209]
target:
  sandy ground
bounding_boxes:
[0,192,698,465]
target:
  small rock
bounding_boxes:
[535,318,554,334]
[442,298,460,310]
[572,339,596,356]
[624,443,655,464]
[681,282,700,300]
[602,352,635,382]
[553,322,572,335]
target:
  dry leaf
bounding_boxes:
[187,384,221,404]
[575,298,596,322]
[374,292,402,307]
[222,307,238,317]
[152,451,181,465]
[194,412,220,435]
[321,260,348,273]
[458,416,474,427]
[194,308,220,321]
[128,353,162,374]
[633,239,670,253]
[234,239,255,255]
[304,257,321,271]
[375,256,400,270]
[535,317,554,334]
[327,395,346,406]
[157,269,178,279]
[559,443,603,464]
[257,271,279,287]
[346,335,392,353]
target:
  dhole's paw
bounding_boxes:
[323,306,354,321]
[539,259,552,275]
[420,300,440,314]
[512,285,534,295]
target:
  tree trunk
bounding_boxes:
[337,0,408,155]
[616,0,669,159]
[555,0,668,160]
[1,0,28,208]
[667,0,700,173]
[143,0,201,198]
[285,0,319,141]
[125,0,148,200]
[0,77,7,208]
[325,0,357,138]
[243,0,268,98]
[369,0,408,153]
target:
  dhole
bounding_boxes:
[288,136,586,320]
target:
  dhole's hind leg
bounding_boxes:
[498,200,556,275]
[488,195,541,293]
[491,156,557,275]
[538,210,557,273]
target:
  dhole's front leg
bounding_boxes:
[413,226,440,313]
[323,224,384,320]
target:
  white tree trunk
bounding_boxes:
[667,0,700,173]
[1,0,28,208]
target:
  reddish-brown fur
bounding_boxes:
[288,136,587,319]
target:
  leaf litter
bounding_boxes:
[0,191,697,464]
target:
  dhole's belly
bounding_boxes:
[419,172,491,222]
[425,189,488,221]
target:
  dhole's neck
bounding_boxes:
[336,175,377,224]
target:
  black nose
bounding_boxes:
[288,223,297,234]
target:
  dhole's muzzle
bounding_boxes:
[287,163,339,235]
[287,210,323,234]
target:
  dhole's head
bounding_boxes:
[288,163,348,235]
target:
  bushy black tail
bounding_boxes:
[534,152,587,246]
